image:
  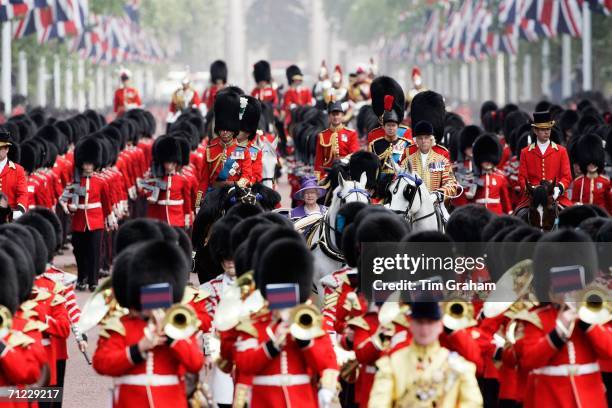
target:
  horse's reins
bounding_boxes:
[390,173,437,225]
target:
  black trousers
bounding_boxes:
[72,229,102,286]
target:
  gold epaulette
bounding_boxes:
[24,320,48,333]
[235,320,258,338]
[99,316,126,339]
[392,313,411,329]
[32,289,51,302]
[323,292,340,310]
[51,294,67,307]
[342,293,362,313]
[340,273,351,287]
[8,331,35,348]
[505,308,543,330]
[181,285,210,304]
[346,316,370,331]
[53,280,67,295]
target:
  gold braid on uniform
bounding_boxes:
[319,126,342,165]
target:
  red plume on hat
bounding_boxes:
[412,66,421,78]
[384,95,394,112]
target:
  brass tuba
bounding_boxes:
[576,286,611,325]
[0,305,12,338]
[442,299,476,331]
[162,304,200,340]
[289,303,324,341]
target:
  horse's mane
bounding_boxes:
[251,183,281,210]
[322,160,350,205]
[531,183,551,208]
[356,105,379,139]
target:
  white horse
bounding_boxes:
[261,138,279,189]
[385,165,442,232]
[304,172,371,303]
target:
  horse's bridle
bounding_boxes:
[336,185,371,204]
[389,172,436,225]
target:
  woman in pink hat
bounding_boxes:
[290,176,328,219]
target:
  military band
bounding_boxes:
[0,57,611,408]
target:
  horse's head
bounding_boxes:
[225,185,261,208]
[386,170,424,216]
[526,179,558,230]
[332,172,371,209]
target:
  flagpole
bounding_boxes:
[1,22,12,115]
[65,59,74,110]
[582,1,592,91]
[561,34,572,99]
[541,39,550,98]
[522,54,532,102]
[53,55,61,109]
[18,51,27,98]
[37,57,47,107]
[496,53,505,106]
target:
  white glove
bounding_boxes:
[128,186,137,200]
[429,192,440,203]
[317,388,334,408]
[553,186,561,200]
[12,210,24,220]
[185,214,190,229]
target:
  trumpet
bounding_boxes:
[161,304,200,340]
[0,305,12,338]
[289,303,324,341]
[442,299,476,331]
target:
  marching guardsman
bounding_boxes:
[314,100,360,181]
[518,229,612,408]
[196,90,253,208]
[144,136,193,228]
[368,302,483,408]
[61,137,114,292]
[402,121,457,206]
[368,105,411,198]
[367,76,410,144]
[406,66,427,107]
[167,75,202,124]
[93,240,204,408]
[237,95,264,184]
[251,60,278,106]
[233,238,339,408]
[283,65,313,125]
[113,69,142,117]
[0,129,27,219]
[569,133,612,213]
[471,134,512,214]
[451,125,482,209]
[517,111,573,209]
[202,60,228,112]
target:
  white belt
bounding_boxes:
[252,374,310,386]
[41,338,51,346]
[532,362,599,376]
[77,202,102,209]
[156,199,184,206]
[115,374,180,386]
[475,198,500,204]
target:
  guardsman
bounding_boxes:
[471,134,512,215]
[237,95,264,184]
[167,75,202,124]
[368,302,483,408]
[202,60,228,113]
[406,66,427,107]
[367,76,411,145]
[314,100,360,181]
[402,121,457,207]
[92,240,204,408]
[196,90,252,208]
[251,60,278,106]
[451,125,482,209]
[312,60,330,109]
[145,136,192,228]
[569,133,612,213]
[0,129,27,218]
[113,69,142,117]
[519,229,612,408]
[61,137,113,292]
[233,238,339,408]
[368,106,411,198]
[517,111,573,209]
[283,64,313,127]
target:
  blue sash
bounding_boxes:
[217,146,245,181]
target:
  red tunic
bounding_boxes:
[64,174,112,232]
[517,142,573,208]
[519,304,612,408]
[313,126,360,180]
[145,173,192,227]
[472,169,513,215]
[92,315,204,408]
[282,86,313,111]
[197,140,252,202]
[569,174,612,214]
[247,142,263,184]
[202,84,224,111]
[251,85,278,105]
[113,87,142,115]
[0,160,27,211]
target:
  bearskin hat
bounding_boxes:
[558,110,579,133]
[257,238,313,303]
[74,137,102,170]
[371,76,405,123]
[36,125,67,155]
[285,65,303,85]
[250,226,304,274]
[111,243,141,310]
[213,90,240,134]
[123,240,189,311]
[480,101,498,121]
[445,112,466,130]
[28,208,62,253]
[482,110,501,133]
[115,219,165,256]
[575,133,605,174]
[535,100,552,113]
[253,60,272,83]
[0,228,34,303]
[503,110,531,141]
[458,125,482,155]
[473,133,502,169]
[356,212,408,244]
[210,60,228,83]
[578,217,609,241]
[240,95,262,137]
[55,120,74,146]
[335,202,369,244]
[19,141,38,174]
[558,205,601,229]
[153,135,181,167]
[258,212,294,229]
[17,212,57,261]
[533,229,597,302]
[172,135,191,167]
[481,215,525,243]
[225,203,264,220]
[230,217,272,253]
[349,151,380,190]
[209,216,242,262]
[446,204,494,243]
[0,250,19,313]
[410,91,445,142]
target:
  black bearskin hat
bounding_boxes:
[0,229,34,303]
[410,91,446,142]
[28,207,62,253]
[74,137,102,170]
[558,205,601,229]
[213,90,240,134]
[371,76,405,123]
[575,133,605,174]
[349,151,380,190]
[115,219,165,255]
[458,125,482,155]
[356,212,408,244]
[17,212,57,261]
[210,60,228,83]
[253,60,272,83]
[480,100,498,121]
[482,216,526,243]
[209,216,242,262]
[446,204,493,243]
[285,65,303,85]
[240,95,262,137]
[153,135,181,166]
[0,250,19,313]
[19,141,38,174]
[36,125,67,155]
[473,133,502,169]
[558,110,579,134]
